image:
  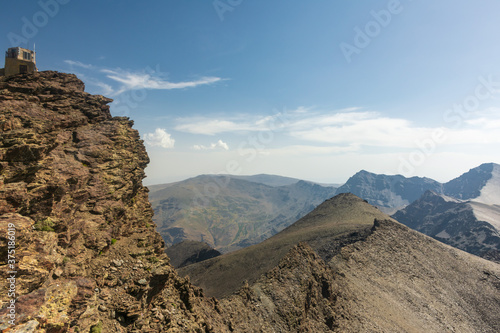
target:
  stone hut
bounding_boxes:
[0,47,37,77]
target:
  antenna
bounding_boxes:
[33,43,38,72]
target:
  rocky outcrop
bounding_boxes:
[0,72,226,332]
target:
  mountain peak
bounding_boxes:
[179,192,390,298]
[444,162,500,202]
[335,171,442,214]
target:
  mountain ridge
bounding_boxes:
[180,192,500,331]
[178,193,397,298]
[334,163,500,213]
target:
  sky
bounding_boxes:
[2,0,500,185]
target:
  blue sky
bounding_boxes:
[2,0,500,184]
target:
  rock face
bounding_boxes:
[1,72,499,332]
[149,175,337,253]
[0,72,224,332]
[335,170,442,214]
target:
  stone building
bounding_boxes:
[0,47,37,77]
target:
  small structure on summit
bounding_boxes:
[0,47,37,77]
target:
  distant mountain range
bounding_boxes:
[149,174,337,253]
[150,163,500,263]
[338,162,500,213]
[337,163,500,262]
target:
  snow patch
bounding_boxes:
[470,201,500,232]
[475,164,500,204]
[435,230,450,239]
[440,193,463,203]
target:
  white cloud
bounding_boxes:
[266,144,361,155]
[175,110,293,135]
[174,107,500,150]
[176,119,257,135]
[64,60,223,96]
[289,112,424,147]
[193,139,229,150]
[464,107,500,129]
[143,128,175,149]
[64,60,94,69]
[101,69,222,95]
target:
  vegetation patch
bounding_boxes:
[34,217,55,232]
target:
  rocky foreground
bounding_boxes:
[1,72,499,332]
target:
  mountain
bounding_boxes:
[179,193,386,298]
[149,175,337,252]
[180,193,500,331]
[335,170,442,214]
[444,162,500,203]
[2,72,500,332]
[392,190,500,262]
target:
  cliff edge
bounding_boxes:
[0,72,226,332]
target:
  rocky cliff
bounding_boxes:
[0,71,366,333]
[0,71,228,332]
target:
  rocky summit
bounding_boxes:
[1,72,500,332]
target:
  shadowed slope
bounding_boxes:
[165,240,221,268]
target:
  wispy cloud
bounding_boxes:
[193,139,229,151]
[143,128,175,149]
[64,60,94,69]
[64,60,223,96]
[176,119,258,135]
[101,69,222,95]
[174,107,500,149]
[175,110,294,135]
